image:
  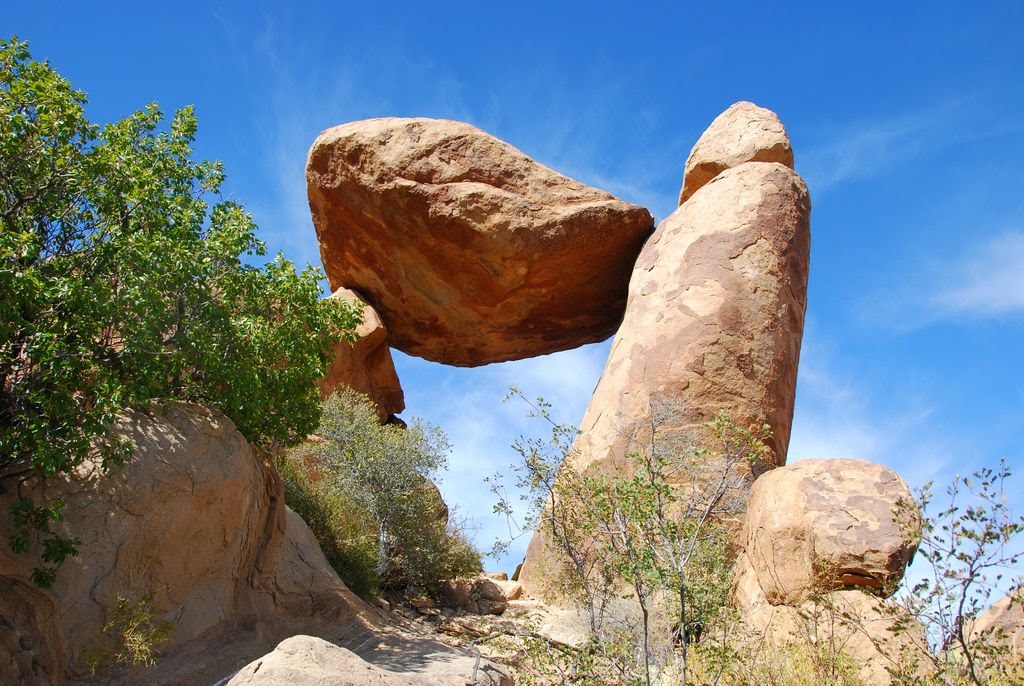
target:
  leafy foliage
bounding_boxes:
[282,389,481,596]
[84,591,176,673]
[891,459,1024,685]
[493,389,769,686]
[0,37,360,585]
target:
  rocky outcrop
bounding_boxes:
[968,587,1024,656]
[0,576,65,686]
[307,117,654,366]
[318,287,404,422]
[225,635,435,686]
[0,403,372,684]
[742,458,920,604]
[732,458,928,685]
[678,101,793,204]
[518,103,809,595]
[438,575,524,616]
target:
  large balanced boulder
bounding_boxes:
[742,458,920,605]
[317,287,404,422]
[307,117,654,366]
[678,101,794,204]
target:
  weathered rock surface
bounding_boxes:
[730,458,928,685]
[307,117,654,366]
[742,458,920,604]
[0,403,371,683]
[520,159,810,595]
[736,578,931,685]
[318,288,404,422]
[678,101,793,205]
[438,575,523,616]
[225,635,431,686]
[0,576,65,686]
[968,587,1024,656]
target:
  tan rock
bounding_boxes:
[968,587,1024,656]
[678,101,793,204]
[318,288,404,422]
[0,403,370,682]
[0,576,65,686]
[307,117,654,366]
[742,458,920,605]
[519,161,810,593]
[226,635,428,686]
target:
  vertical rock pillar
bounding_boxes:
[519,102,811,595]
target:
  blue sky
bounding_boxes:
[8,2,1024,574]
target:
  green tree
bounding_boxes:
[286,389,481,595]
[0,37,361,586]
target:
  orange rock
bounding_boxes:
[307,117,653,366]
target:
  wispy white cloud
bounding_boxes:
[797,99,1020,192]
[930,230,1024,316]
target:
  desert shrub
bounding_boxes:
[83,591,175,674]
[492,389,769,686]
[281,388,481,597]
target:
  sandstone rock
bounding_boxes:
[0,403,370,683]
[226,635,427,685]
[519,161,810,593]
[0,576,65,686]
[307,117,654,366]
[743,458,919,605]
[678,101,793,204]
[437,575,523,615]
[739,584,931,686]
[968,587,1024,656]
[317,288,404,422]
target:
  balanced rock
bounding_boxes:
[317,287,404,422]
[678,101,793,204]
[307,117,654,366]
[741,458,920,605]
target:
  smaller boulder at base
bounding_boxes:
[742,458,921,605]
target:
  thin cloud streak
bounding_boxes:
[931,230,1024,316]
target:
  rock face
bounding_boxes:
[318,287,404,422]
[438,575,524,616]
[307,117,654,366]
[0,403,370,684]
[0,577,65,686]
[742,458,920,604]
[968,588,1024,656]
[226,635,429,686]
[678,101,794,204]
[731,458,928,686]
[518,103,810,595]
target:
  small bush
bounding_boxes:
[280,389,481,597]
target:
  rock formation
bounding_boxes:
[678,101,793,204]
[318,287,405,422]
[732,458,929,685]
[741,458,920,604]
[519,102,810,593]
[0,403,368,683]
[0,403,506,685]
[968,587,1024,657]
[307,117,654,366]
